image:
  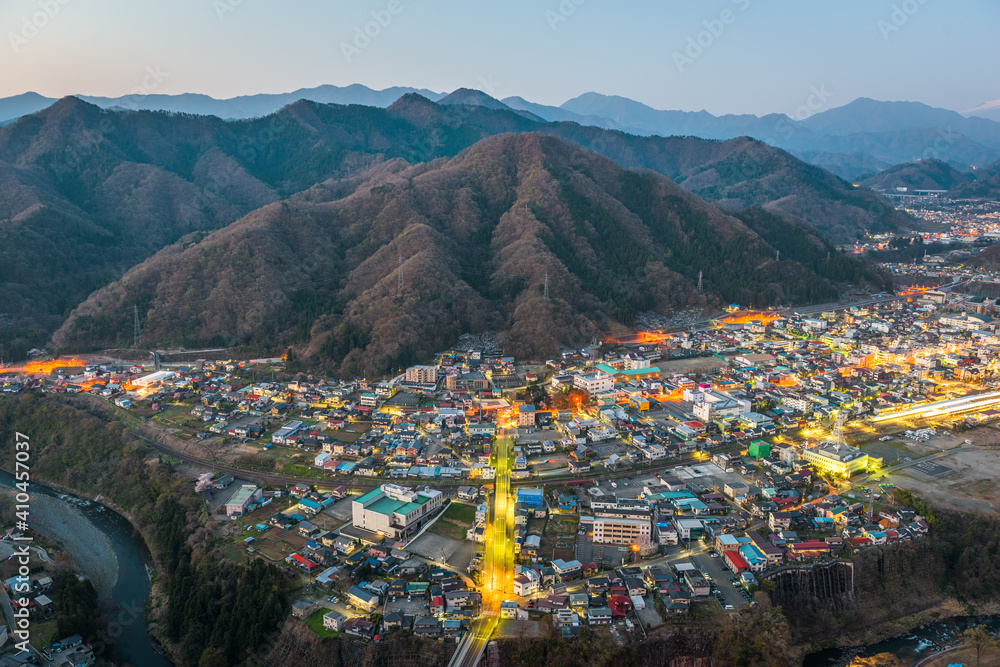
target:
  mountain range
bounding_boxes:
[52,133,887,375]
[4,85,1000,179]
[0,93,901,367]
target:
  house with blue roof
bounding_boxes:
[738,544,767,573]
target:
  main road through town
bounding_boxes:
[449,432,515,667]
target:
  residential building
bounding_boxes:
[592,516,651,545]
[405,365,439,384]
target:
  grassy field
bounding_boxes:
[442,502,477,524]
[429,502,477,540]
[281,461,324,478]
[303,608,341,638]
[328,430,363,443]
[220,542,248,563]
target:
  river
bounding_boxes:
[0,471,172,666]
[803,616,1000,667]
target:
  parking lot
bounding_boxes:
[575,533,626,567]
[910,461,955,478]
[384,594,430,619]
[691,553,752,608]
[408,531,477,570]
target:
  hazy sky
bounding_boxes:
[1,0,997,115]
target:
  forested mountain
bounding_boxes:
[54,134,887,375]
[860,159,977,192]
[0,94,902,363]
[952,159,1000,198]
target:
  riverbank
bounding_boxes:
[0,467,175,666]
[802,608,1000,667]
[0,487,119,597]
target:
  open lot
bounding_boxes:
[429,502,476,541]
[408,531,475,570]
[322,497,356,522]
[887,436,1000,513]
[654,356,728,375]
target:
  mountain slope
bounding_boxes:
[53,134,886,374]
[860,159,976,192]
[952,159,1000,198]
[0,95,904,360]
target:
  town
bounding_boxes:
[5,274,1000,664]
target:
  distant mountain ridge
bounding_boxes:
[3,86,999,178]
[0,84,446,123]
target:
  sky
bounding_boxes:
[1,0,998,116]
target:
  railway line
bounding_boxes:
[135,430,738,491]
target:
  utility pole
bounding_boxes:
[397,253,404,295]
[133,304,141,348]
[543,273,549,300]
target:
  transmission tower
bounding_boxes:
[832,410,847,445]
[543,272,549,300]
[776,250,780,262]
[133,304,141,347]
[697,270,703,293]
[397,253,404,295]
[826,251,831,264]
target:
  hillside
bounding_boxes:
[952,159,1000,198]
[53,134,886,375]
[860,159,976,192]
[0,95,904,361]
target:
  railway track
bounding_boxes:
[135,430,739,491]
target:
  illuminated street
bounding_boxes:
[449,432,515,667]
